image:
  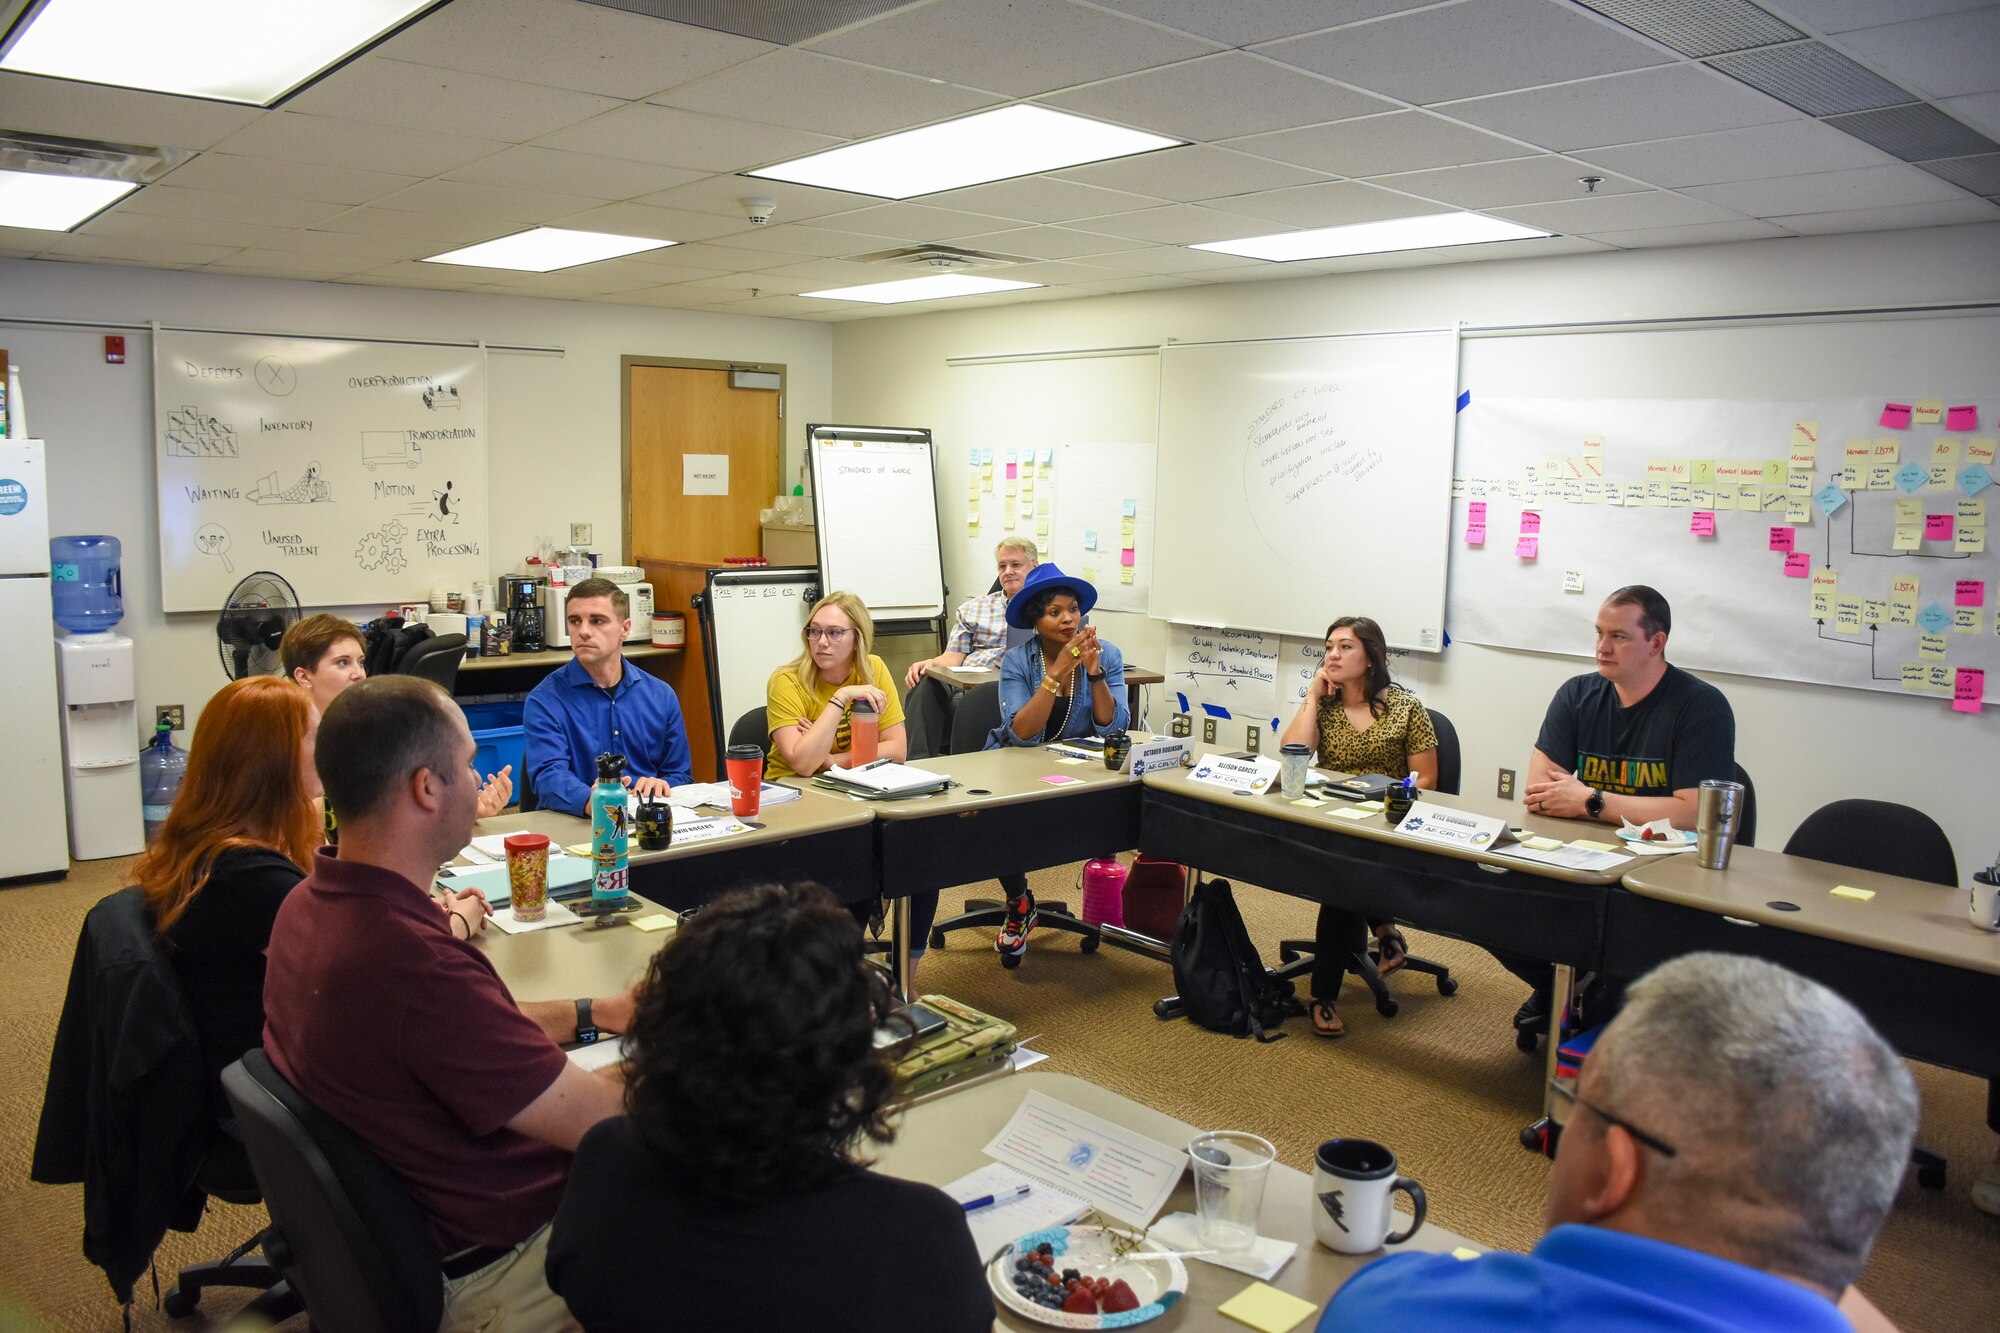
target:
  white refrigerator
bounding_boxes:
[0,440,71,881]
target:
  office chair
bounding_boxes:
[925,682,1096,958]
[1731,762,1758,847]
[222,1049,443,1333]
[728,706,771,753]
[396,632,467,691]
[1273,709,1461,1016]
[517,762,538,813]
[1784,798,1956,1189]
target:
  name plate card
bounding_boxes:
[1187,752,1280,795]
[1393,801,1511,852]
[1129,735,1190,780]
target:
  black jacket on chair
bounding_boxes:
[32,887,209,1303]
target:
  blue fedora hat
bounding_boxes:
[1006,562,1099,628]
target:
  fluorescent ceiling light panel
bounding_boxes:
[0,0,438,105]
[803,274,1041,304]
[748,105,1183,200]
[422,228,676,272]
[1192,213,1552,261]
[0,169,136,230]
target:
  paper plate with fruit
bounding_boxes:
[989,1225,1187,1328]
[1616,825,1697,845]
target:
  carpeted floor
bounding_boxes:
[3,855,1994,1331]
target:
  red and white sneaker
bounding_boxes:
[995,893,1037,959]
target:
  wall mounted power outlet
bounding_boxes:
[570,521,593,546]
[1497,768,1516,800]
[1203,717,1218,744]
[1244,725,1260,754]
[1170,714,1191,738]
[156,704,185,731]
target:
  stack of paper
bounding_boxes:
[817,762,951,797]
[666,780,802,810]
[943,1162,1089,1258]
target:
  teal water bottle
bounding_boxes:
[589,752,630,909]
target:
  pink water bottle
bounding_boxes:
[848,697,879,765]
[1080,858,1128,928]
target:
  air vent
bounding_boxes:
[579,0,911,44]
[1576,0,1799,59]
[1707,43,1912,117]
[846,243,1038,271]
[1918,154,2000,199]
[1825,104,1999,164]
[0,131,192,183]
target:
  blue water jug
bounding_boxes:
[140,723,186,843]
[51,535,123,633]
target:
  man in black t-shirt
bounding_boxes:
[1505,586,1736,1033]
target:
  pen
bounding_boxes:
[963,1185,1032,1213]
[857,757,894,771]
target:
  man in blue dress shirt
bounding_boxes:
[524,578,691,816]
[1319,952,1915,1332]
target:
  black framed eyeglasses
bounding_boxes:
[1548,1079,1678,1158]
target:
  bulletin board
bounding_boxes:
[154,329,488,611]
[1451,314,1999,708]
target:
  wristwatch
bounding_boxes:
[574,997,598,1044]
[1087,670,1106,681]
[1584,789,1605,819]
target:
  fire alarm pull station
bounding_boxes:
[104,336,125,364]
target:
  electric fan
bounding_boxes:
[215,570,302,680]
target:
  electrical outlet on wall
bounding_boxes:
[570,522,593,547]
[156,704,185,731]
[1203,717,1217,744]
[1244,725,1260,754]
[1171,714,1191,738]
[1498,768,1516,800]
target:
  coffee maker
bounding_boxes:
[497,574,545,653]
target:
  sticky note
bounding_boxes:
[630,913,675,932]
[1453,1247,1484,1261]
[1582,436,1603,455]
[1039,774,1083,786]
[1083,530,1097,550]
[1690,511,1716,536]
[1958,526,1987,554]
[1040,446,1054,464]
[1955,667,1986,714]
[1918,602,1950,634]
[565,842,593,858]
[1465,524,1486,546]
[1788,422,1817,468]
[1055,756,1087,765]
[1893,524,1923,551]
[1868,464,1897,490]
[1785,499,1811,525]
[1522,836,1563,851]
[1963,465,1995,497]
[1880,403,1912,429]
[1914,399,1944,425]
[1969,438,1998,467]
[1353,800,1386,813]
[1036,496,1049,515]
[1813,485,1846,517]
[1520,510,1542,534]
[1810,568,1838,617]
[980,448,994,464]
[1956,579,1986,607]
[1563,570,1585,593]
[1005,479,1017,497]
[1834,598,1862,634]
[1903,664,1929,690]
[1035,519,1049,538]
[1216,1281,1320,1333]
[1120,548,1136,567]
[1783,552,1811,577]
[1333,806,1372,821]
[1960,497,1988,526]
[1919,633,1948,660]
[1691,460,1715,484]
[1118,568,1134,584]
[1515,535,1539,559]
[1896,462,1927,492]
[1669,483,1693,508]
[1947,405,1979,431]
[1955,607,1982,634]
[1762,459,1787,486]
[1768,527,1794,553]
[1121,498,1136,518]
[1290,797,1325,808]
[1928,663,1954,693]
[1925,513,1953,541]
[1570,839,1620,853]
[1005,462,1017,480]
[1863,598,1887,625]
[1004,448,1016,464]
[1468,501,1488,522]
[1120,517,1135,538]
[1830,885,1876,902]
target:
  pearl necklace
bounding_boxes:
[1041,645,1081,738]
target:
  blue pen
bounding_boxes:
[1402,773,1415,791]
[962,1184,1032,1213]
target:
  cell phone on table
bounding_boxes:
[873,1002,949,1049]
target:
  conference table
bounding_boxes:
[879,1069,1476,1331]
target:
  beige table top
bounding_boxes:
[864,742,1147,821]
[484,784,873,865]
[933,663,1166,688]
[1620,847,2000,978]
[1142,764,1632,886]
[876,1070,1474,1332]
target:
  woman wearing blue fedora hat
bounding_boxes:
[985,563,1129,961]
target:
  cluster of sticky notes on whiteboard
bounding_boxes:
[966,445,1056,537]
[1077,497,1141,586]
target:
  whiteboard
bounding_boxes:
[1152,331,1457,649]
[1454,314,1999,705]
[154,330,488,611]
[1050,441,1154,613]
[808,425,944,621]
[700,566,819,755]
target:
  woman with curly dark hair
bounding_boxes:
[546,882,991,1331]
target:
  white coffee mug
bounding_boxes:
[1313,1138,1427,1255]
[1971,877,2000,932]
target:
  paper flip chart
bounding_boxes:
[1880,403,1912,430]
[1783,552,1811,577]
[1947,405,1979,431]
[1768,526,1795,553]
[1957,580,1986,607]
[1515,535,1539,559]
[1896,462,1928,493]
[1691,511,1716,536]
[1955,668,1986,715]
[1914,400,1944,425]
[1927,514,1955,541]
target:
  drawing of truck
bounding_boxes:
[362,430,422,471]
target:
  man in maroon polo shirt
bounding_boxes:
[265,675,635,1331]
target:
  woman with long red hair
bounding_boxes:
[131,675,323,1120]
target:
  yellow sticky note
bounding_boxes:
[565,842,593,858]
[1956,607,1983,634]
[1289,797,1325,808]
[1956,526,1986,555]
[1353,799,1386,812]
[1831,885,1876,902]
[1216,1281,1320,1333]
[1119,568,1134,584]
[1570,839,1619,853]
[1902,663,1928,691]
[1522,836,1563,851]
[1789,421,1818,467]
[1834,598,1862,634]
[1121,517,1136,539]
[1452,1246,1484,1260]
[630,913,675,932]
[1913,399,1944,425]
[1052,756,1086,766]
[1334,807,1372,821]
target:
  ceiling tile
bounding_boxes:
[674,269,829,295]
[157,155,418,206]
[649,50,999,138]
[47,234,244,265]
[207,251,382,278]
[1374,155,1645,209]
[1299,231,1612,271]
[206,112,506,178]
[349,260,509,289]
[1215,179,1453,227]
[970,258,1153,284]
[1765,196,2000,233]
[1041,52,1392,141]
[284,56,623,143]
[1763,2,1989,36]
[618,240,797,271]
[529,104,846,172]
[372,179,611,223]
[1227,111,1536,177]
[1066,202,1294,243]
[1053,144,1329,201]
[1685,162,1973,217]
[1071,273,1206,293]
[1443,64,1803,151]
[542,201,754,243]
[764,257,904,283]
[1576,119,1895,188]
[0,72,260,150]
[592,284,735,308]
[79,212,286,249]
[807,0,1218,97]
[1941,91,2000,141]
[1578,219,1792,248]
[375,0,773,98]
[1088,0,1438,46]
[725,295,859,318]
[472,265,664,296]
[251,229,446,261]
[1083,242,1267,274]
[1834,8,2000,100]
[939,227,1151,260]
[715,225,904,258]
[1494,189,1745,232]
[118,186,350,229]
[1258,0,1670,105]
[634,175,881,223]
[798,203,1015,243]
[310,208,505,243]
[921,176,1165,224]
[442,146,704,199]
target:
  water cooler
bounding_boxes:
[57,632,144,859]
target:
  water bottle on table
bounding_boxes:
[589,752,630,914]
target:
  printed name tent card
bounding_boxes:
[1394,802,1513,854]
[1188,752,1281,796]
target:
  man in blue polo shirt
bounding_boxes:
[524,578,692,815]
[1317,952,1915,1332]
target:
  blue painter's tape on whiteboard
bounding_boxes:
[1176,692,1189,713]
[1202,703,1232,719]
[1456,390,1471,413]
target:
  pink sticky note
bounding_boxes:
[1955,668,1986,714]
[1468,501,1488,522]
[1928,514,1956,541]
[1783,552,1811,578]
[1005,462,1017,479]
[1956,579,1986,607]
[1880,403,1912,429]
[1520,510,1542,534]
[1515,535,1539,559]
[1040,774,1085,786]
[1120,548,1136,567]
[1465,524,1487,546]
[1768,527,1795,553]
[1691,511,1716,537]
[1947,406,1979,431]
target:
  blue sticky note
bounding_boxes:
[1122,498,1137,517]
[968,447,979,464]
[980,448,994,464]
[1084,530,1098,550]
[1814,485,1847,517]
[1004,448,1016,464]
[1918,602,1951,635]
[1039,446,1054,464]
[1896,462,1928,493]
[1962,464,1994,497]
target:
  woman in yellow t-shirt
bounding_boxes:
[765,591,907,780]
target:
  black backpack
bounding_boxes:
[1169,878,1300,1042]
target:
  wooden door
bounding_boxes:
[627,365,779,564]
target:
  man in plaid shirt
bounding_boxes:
[902,538,1039,752]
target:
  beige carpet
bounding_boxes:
[2,857,1994,1331]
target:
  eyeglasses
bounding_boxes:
[1548,1079,1678,1158]
[804,626,852,643]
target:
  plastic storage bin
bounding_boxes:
[461,700,525,789]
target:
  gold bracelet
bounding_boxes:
[1041,675,1061,695]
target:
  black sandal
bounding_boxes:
[1308,998,1346,1038]
[1375,927,1409,976]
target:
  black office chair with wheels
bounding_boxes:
[397,632,467,691]
[728,706,771,753]
[1785,798,1956,1188]
[1731,762,1758,847]
[516,761,539,813]
[926,682,1095,956]
[221,1049,444,1333]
